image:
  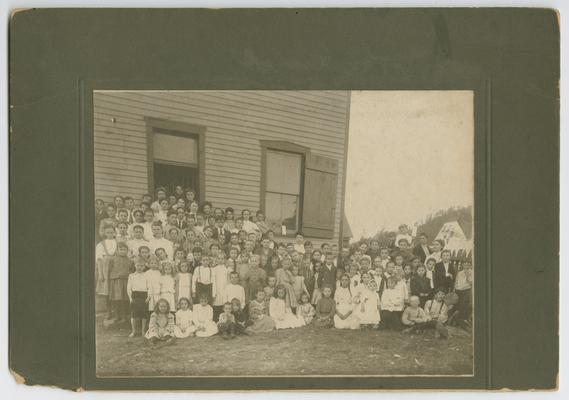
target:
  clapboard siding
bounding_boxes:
[94,91,349,245]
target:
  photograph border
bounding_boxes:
[80,80,488,389]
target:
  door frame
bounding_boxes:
[144,117,206,203]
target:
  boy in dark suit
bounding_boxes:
[413,232,431,263]
[434,249,456,292]
[212,217,231,248]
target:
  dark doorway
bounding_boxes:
[154,162,198,196]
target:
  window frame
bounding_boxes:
[145,117,207,203]
[259,140,310,238]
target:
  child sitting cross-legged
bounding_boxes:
[401,295,429,334]
[145,298,175,345]
[217,302,237,339]
[423,288,450,339]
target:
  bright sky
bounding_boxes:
[345,91,474,239]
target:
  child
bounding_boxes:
[313,285,335,328]
[108,242,134,323]
[454,260,473,328]
[293,233,305,255]
[231,298,248,335]
[211,253,229,320]
[127,256,149,337]
[353,273,380,330]
[192,295,218,337]
[424,289,450,339]
[290,265,309,309]
[175,261,192,303]
[243,254,267,304]
[145,298,175,344]
[380,277,405,330]
[334,274,360,330]
[127,225,149,258]
[96,226,117,318]
[217,302,237,339]
[269,284,302,329]
[425,258,436,291]
[192,255,215,304]
[174,297,197,338]
[311,261,323,305]
[145,255,162,312]
[275,256,298,309]
[296,292,315,326]
[411,264,432,307]
[159,261,176,310]
[401,295,429,334]
[246,290,275,334]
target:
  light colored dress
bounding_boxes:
[144,269,162,311]
[159,275,176,310]
[145,312,175,339]
[176,272,192,302]
[334,286,360,330]
[296,303,315,326]
[211,264,228,307]
[354,286,381,325]
[192,304,218,337]
[174,309,197,338]
[275,268,298,308]
[269,297,302,329]
[245,300,275,334]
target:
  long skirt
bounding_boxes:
[109,278,128,301]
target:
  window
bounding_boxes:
[264,150,303,234]
[145,118,206,201]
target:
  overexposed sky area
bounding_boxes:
[345,91,474,239]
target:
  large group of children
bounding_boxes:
[95,186,473,344]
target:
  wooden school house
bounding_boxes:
[94,91,351,246]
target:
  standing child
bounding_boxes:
[313,285,336,328]
[211,253,229,320]
[192,255,215,305]
[145,298,175,344]
[223,272,246,306]
[144,256,162,312]
[246,290,275,334]
[290,265,309,310]
[127,256,149,337]
[311,261,323,305]
[380,277,405,330]
[175,261,192,304]
[159,261,176,310]
[334,274,360,330]
[108,242,134,323]
[296,292,315,326]
[243,254,267,304]
[270,285,302,329]
[275,256,298,310]
[217,302,237,339]
[174,297,197,338]
[353,273,380,330]
[192,295,218,337]
[96,226,117,319]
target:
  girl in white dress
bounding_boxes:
[159,261,176,310]
[353,272,381,329]
[175,261,192,304]
[144,256,162,312]
[174,298,197,338]
[270,284,302,329]
[334,274,360,330]
[192,295,218,337]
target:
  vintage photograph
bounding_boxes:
[93,90,474,377]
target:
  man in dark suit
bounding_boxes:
[434,249,456,292]
[212,217,231,247]
[413,232,431,263]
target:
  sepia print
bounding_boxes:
[93,90,474,377]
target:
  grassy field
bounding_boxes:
[96,322,473,377]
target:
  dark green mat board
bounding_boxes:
[9,8,559,391]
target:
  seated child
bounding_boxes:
[313,285,336,328]
[217,302,237,339]
[246,290,275,334]
[401,295,429,334]
[192,295,218,337]
[334,273,360,330]
[270,284,302,329]
[424,289,450,339]
[174,297,197,338]
[296,292,315,326]
[380,277,405,330]
[145,298,175,344]
[231,298,249,335]
[353,273,380,330]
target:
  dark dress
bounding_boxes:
[313,297,336,327]
[410,275,432,307]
